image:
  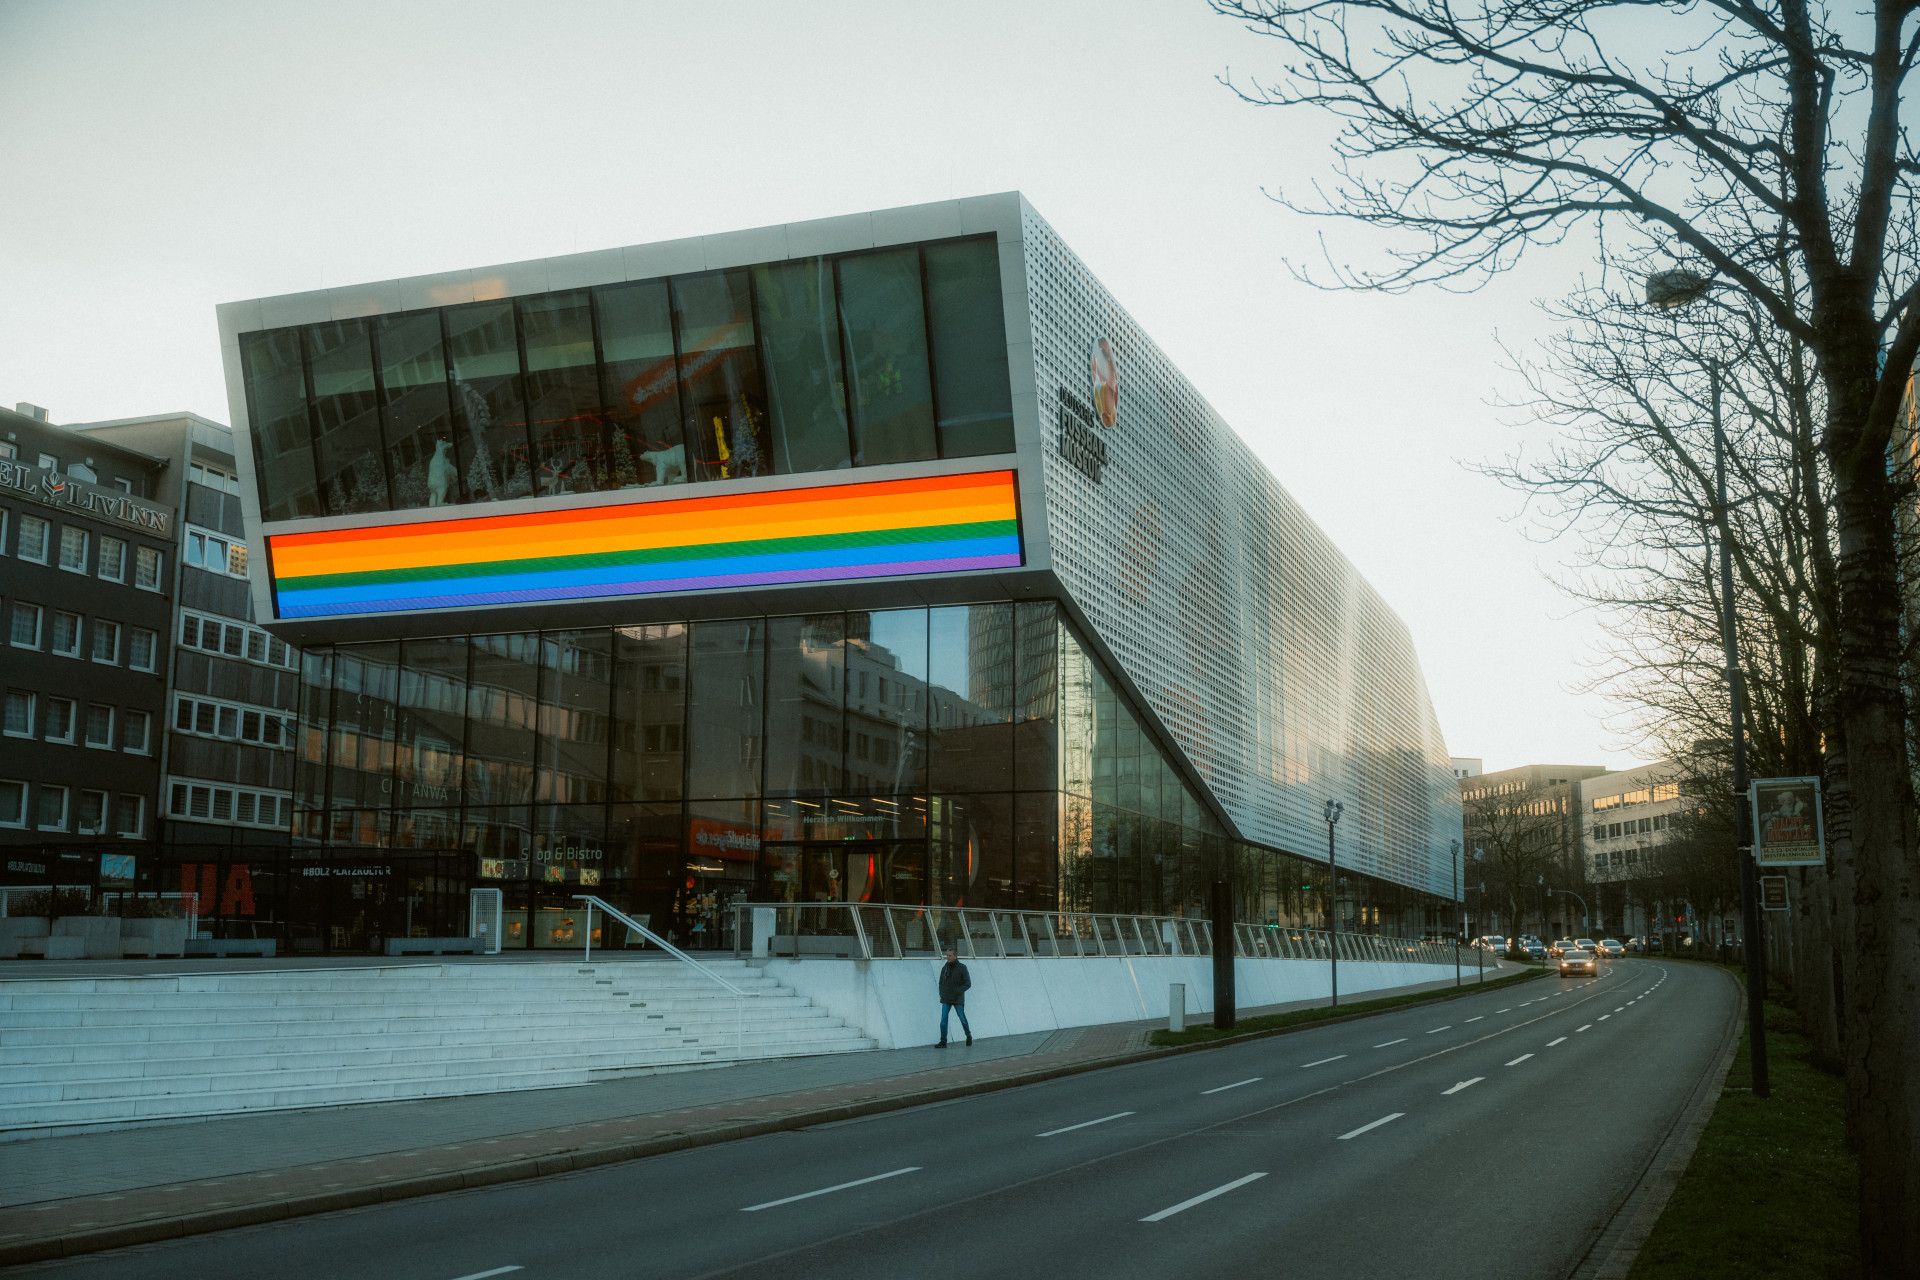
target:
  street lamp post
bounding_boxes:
[1325,799,1344,1009]
[1549,887,1590,936]
[1646,268,1769,1097]
[1473,844,1486,984]
[1451,838,1462,988]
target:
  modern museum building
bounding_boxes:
[216,193,1461,953]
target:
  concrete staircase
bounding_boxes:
[0,958,873,1135]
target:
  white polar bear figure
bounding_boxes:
[427,439,456,506]
[640,441,686,486]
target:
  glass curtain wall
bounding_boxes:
[241,236,1014,520]
[286,600,1440,949]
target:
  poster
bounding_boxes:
[1750,776,1826,868]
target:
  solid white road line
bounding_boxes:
[1372,1038,1408,1048]
[1300,1055,1348,1068]
[1547,1036,1568,1047]
[1140,1172,1268,1223]
[448,1269,523,1280]
[1338,1113,1406,1141]
[1037,1112,1135,1138]
[1576,1024,1592,1033]
[1505,1054,1534,1066]
[1425,1026,1451,1034]
[741,1167,921,1211]
[1442,1077,1484,1095]
[1202,1078,1262,1095]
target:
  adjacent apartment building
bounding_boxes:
[0,404,173,871]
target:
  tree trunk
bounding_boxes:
[1821,367,1920,1274]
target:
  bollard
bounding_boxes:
[1169,982,1186,1033]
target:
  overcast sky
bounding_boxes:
[0,0,1648,773]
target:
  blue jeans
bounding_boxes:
[940,1002,971,1042]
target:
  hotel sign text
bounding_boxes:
[0,460,172,538]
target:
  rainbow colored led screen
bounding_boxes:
[267,470,1025,619]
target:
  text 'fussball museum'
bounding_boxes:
[217,193,1461,953]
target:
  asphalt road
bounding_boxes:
[13,959,1735,1280]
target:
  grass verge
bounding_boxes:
[1147,965,1547,1047]
[1627,989,1859,1279]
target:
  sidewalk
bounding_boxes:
[0,961,1519,1267]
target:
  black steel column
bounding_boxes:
[1211,878,1235,1030]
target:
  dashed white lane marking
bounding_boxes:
[1496,1008,1511,1013]
[1426,1026,1451,1034]
[1202,1078,1261,1095]
[1037,1112,1134,1138]
[1576,1024,1593,1033]
[1373,1038,1408,1048]
[1301,1055,1348,1068]
[1442,1077,1484,1095]
[1505,1054,1534,1066]
[1614,1007,1624,1013]
[1465,1016,1484,1023]
[1140,1172,1268,1222]
[1599,1015,1612,1021]
[1337,1113,1406,1141]
[742,1167,921,1211]
[1547,1036,1568,1047]
[447,1269,524,1280]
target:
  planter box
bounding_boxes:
[120,918,190,959]
[52,916,124,960]
[0,917,50,959]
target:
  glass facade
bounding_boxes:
[283,600,1433,951]
[240,236,1015,523]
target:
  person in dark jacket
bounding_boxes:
[937,947,972,1047]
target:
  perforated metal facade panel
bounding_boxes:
[1013,201,1459,897]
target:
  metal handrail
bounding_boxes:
[575,895,750,996]
[730,901,1457,965]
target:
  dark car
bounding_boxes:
[1516,940,1548,961]
[1558,949,1597,977]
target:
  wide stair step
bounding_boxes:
[0,960,870,1135]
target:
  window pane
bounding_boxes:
[444,302,533,502]
[239,327,322,520]
[924,238,1014,457]
[393,636,466,809]
[51,612,79,655]
[536,628,613,805]
[19,515,48,561]
[86,704,112,746]
[306,318,390,514]
[686,618,764,800]
[465,633,539,805]
[838,249,936,465]
[928,603,1014,791]
[377,311,463,510]
[673,270,769,482]
[58,526,88,571]
[98,535,125,579]
[846,608,927,796]
[753,258,850,474]
[594,280,685,489]
[329,643,400,809]
[765,614,844,797]
[136,546,162,590]
[295,649,334,814]
[1012,600,1059,790]
[8,603,37,647]
[519,291,605,497]
[610,623,686,802]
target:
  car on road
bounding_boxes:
[1549,938,1577,958]
[1575,937,1599,955]
[1475,935,1507,955]
[1516,939,1549,961]
[1558,949,1597,977]
[1627,936,1648,953]
[1594,938,1625,958]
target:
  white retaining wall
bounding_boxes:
[758,954,1475,1049]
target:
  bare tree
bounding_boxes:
[1213,1,1920,1263]
[1463,779,1571,946]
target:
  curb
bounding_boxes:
[1567,962,1744,1280]
[0,966,1547,1267]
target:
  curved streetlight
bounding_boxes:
[1641,265,1770,1098]
[1325,799,1345,1009]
